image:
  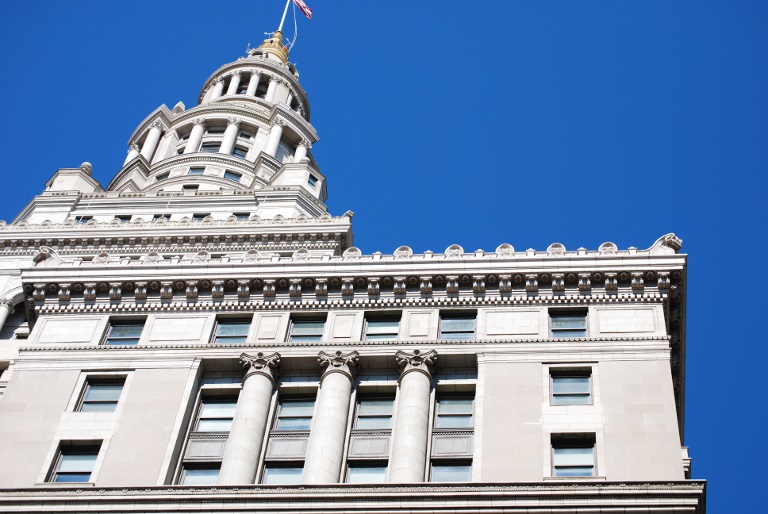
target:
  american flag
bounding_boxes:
[293,0,313,19]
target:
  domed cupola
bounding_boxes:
[107,31,325,219]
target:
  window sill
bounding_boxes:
[544,475,606,481]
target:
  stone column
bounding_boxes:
[389,349,437,483]
[264,77,279,103]
[0,300,13,333]
[123,142,140,164]
[218,352,281,485]
[140,121,164,161]
[264,119,285,158]
[285,93,294,107]
[220,118,241,155]
[302,350,359,484]
[183,119,207,155]
[209,78,225,101]
[246,72,261,96]
[226,71,242,96]
[293,139,311,163]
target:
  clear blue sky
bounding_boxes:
[1,1,766,510]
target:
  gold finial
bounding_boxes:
[257,30,289,63]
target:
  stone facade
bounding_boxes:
[0,30,704,513]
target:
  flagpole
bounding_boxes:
[278,0,291,32]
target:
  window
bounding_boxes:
[346,463,387,483]
[364,317,400,341]
[307,174,318,187]
[188,167,205,175]
[49,443,100,483]
[156,171,170,181]
[180,464,220,485]
[550,311,587,338]
[213,320,250,344]
[74,216,93,224]
[104,321,143,345]
[551,369,592,405]
[289,318,325,342]
[435,395,474,428]
[232,146,248,159]
[431,463,471,482]
[195,397,237,432]
[238,131,253,140]
[275,398,314,431]
[552,434,596,477]
[77,377,125,412]
[206,127,226,135]
[192,213,210,221]
[201,142,220,153]
[183,184,199,191]
[262,464,303,484]
[224,170,242,182]
[439,314,475,340]
[115,215,132,223]
[233,212,250,221]
[354,396,394,429]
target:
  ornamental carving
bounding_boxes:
[657,271,671,290]
[445,244,464,258]
[446,276,459,295]
[315,279,328,297]
[242,249,260,263]
[649,233,683,255]
[211,280,224,299]
[318,350,359,383]
[631,272,645,290]
[186,281,198,300]
[499,275,512,294]
[33,246,64,267]
[289,279,302,297]
[526,274,538,292]
[191,251,210,263]
[599,242,618,255]
[341,278,355,297]
[547,243,566,256]
[396,349,437,380]
[142,252,163,264]
[420,277,432,295]
[58,284,71,302]
[393,246,413,259]
[263,280,276,297]
[473,276,485,294]
[109,283,121,301]
[160,282,173,299]
[241,352,281,383]
[552,274,565,292]
[135,282,147,301]
[393,277,407,295]
[367,278,380,296]
[292,248,310,261]
[237,280,250,299]
[342,247,361,261]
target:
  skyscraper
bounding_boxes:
[0,27,705,513]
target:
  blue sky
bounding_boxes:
[1,1,767,510]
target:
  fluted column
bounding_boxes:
[294,139,311,163]
[302,351,359,484]
[246,72,261,96]
[218,352,281,485]
[265,77,279,103]
[389,349,437,483]
[209,78,225,101]
[140,121,164,161]
[0,300,13,333]
[220,118,241,155]
[265,119,285,158]
[183,119,206,155]
[124,142,140,164]
[226,71,242,95]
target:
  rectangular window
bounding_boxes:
[49,443,100,483]
[552,435,596,477]
[201,142,220,153]
[104,321,144,346]
[180,465,220,485]
[224,170,242,182]
[354,396,394,430]
[195,398,238,432]
[192,213,210,221]
[206,127,226,135]
[307,174,318,187]
[439,314,475,340]
[275,398,315,431]
[188,167,205,175]
[262,465,303,484]
[232,146,248,159]
[233,212,250,221]
[550,311,587,338]
[551,369,592,405]
[115,215,132,223]
[346,463,387,484]
[289,318,325,342]
[364,317,400,341]
[182,184,199,191]
[156,171,170,181]
[435,395,474,428]
[214,320,250,344]
[74,216,93,224]
[431,463,471,482]
[238,131,253,140]
[77,377,125,412]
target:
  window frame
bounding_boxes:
[354,395,395,430]
[273,397,315,431]
[439,313,476,341]
[103,320,144,346]
[76,376,126,413]
[48,442,101,483]
[261,463,304,485]
[223,170,242,182]
[345,462,388,484]
[288,317,326,343]
[194,396,239,433]
[188,166,205,176]
[179,463,221,485]
[434,394,475,429]
[212,319,251,345]
[550,310,588,338]
[231,145,248,159]
[550,368,593,406]
[364,316,400,341]
[430,461,472,483]
[551,433,596,477]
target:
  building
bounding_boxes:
[0,28,705,513]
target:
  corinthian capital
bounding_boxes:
[241,352,281,383]
[318,350,359,383]
[227,117,242,128]
[396,349,437,380]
